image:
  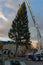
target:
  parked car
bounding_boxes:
[34,50,43,60]
[26,50,43,61]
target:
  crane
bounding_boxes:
[25,0,42,50]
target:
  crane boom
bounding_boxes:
[25,0,42,49]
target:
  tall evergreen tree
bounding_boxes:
[8,2,31,56]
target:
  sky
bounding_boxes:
[0,0,43,43]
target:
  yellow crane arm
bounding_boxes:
[25,0,42,49]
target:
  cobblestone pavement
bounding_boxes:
[0,58,43,65]
[25,61,43,65]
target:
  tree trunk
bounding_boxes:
[15,43,18,57]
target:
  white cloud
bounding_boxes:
[5,0,24,11]
[0,12,8,21]
[0,25,4,29]
[0,0,4,2]
[5,3,17,10]
[0,19,13,38]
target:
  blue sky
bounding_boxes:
[0,0,43,43]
